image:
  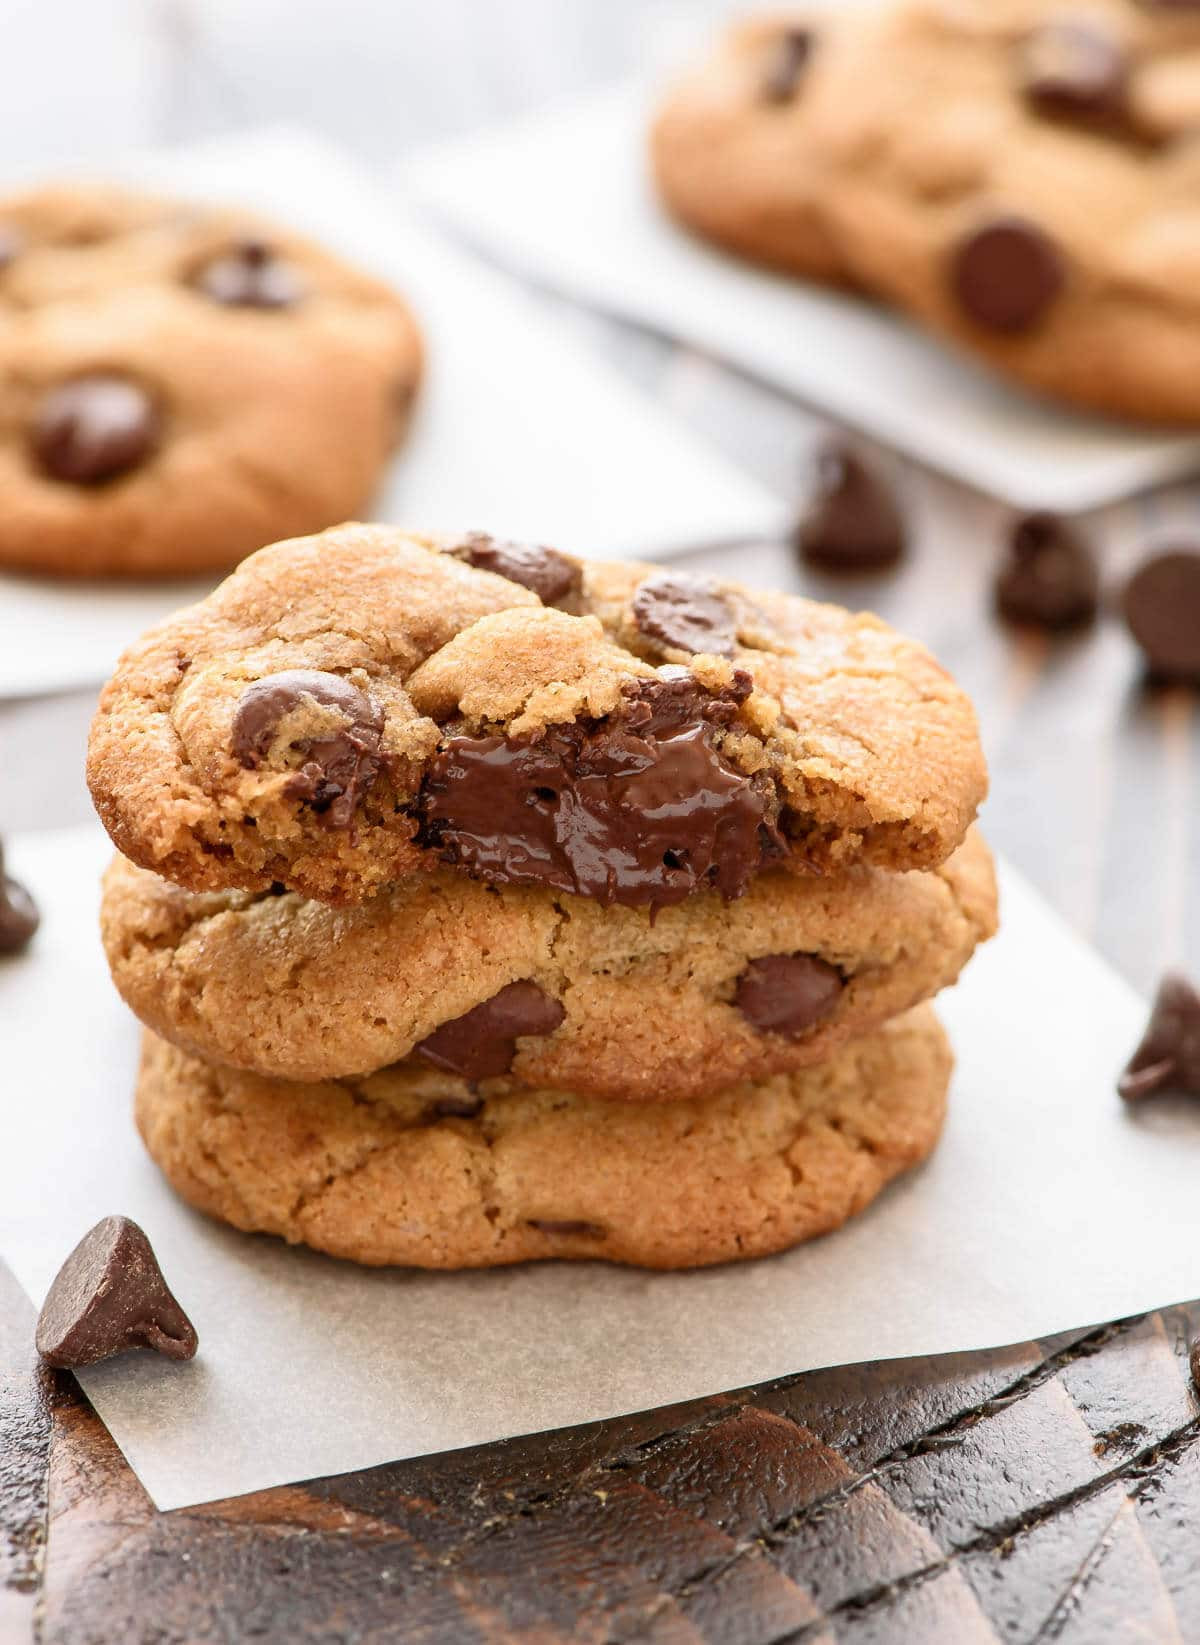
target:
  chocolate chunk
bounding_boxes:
[794,441,906,572]
[951,217,1065,333]
[527,1220,607,1239]
[762,28,813,104]
[1018,22,1128,122]
[1119,974,1200,1101]
[231,670,385,829]
[192,239,304,308]
[631,572,738,658]
[35,1217,198,1369]
[0,843,38,955]
[1123,551,1200,682]
[415,981,566,1082]
[418,672,781,909]
[449,531,582,607]
[735,953,845,1038]
[32,375,161,485]
[995,512,1098,629]
[0,225,23,270]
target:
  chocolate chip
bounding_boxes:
[735,953,844,1038]
[1123,551,1200,682]
[794,441,906,572]
[527,1220,607,1239]
[192,239,305,308]
[951,217,1065,333]
[0,225,23,271]
[35,1217,198,1369]
[1018,22,1128,122]
[631,572,738,657]
[1119,974,1200,1101]
[0,843,38,955]
[448,532,583,607]
[32,375,161,485]
[762,27,813,103]
[995,512,1098,629]
[415,981,566,1082]
[418,672,781,909]
[231,670,385,829]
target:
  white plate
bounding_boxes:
[4,827,1192,1513]
[0,128,782,701]
[406,85,1200,512]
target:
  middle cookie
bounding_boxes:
[101,828,995,1101]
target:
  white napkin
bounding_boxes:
[0,129,782,701]
[406,85,1200,512]
[3,826,1189,1513]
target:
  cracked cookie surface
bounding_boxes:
[654,1,1200,424]
[134,1004,951,1270]
[0,185,422,576]
[87,523,986,908]
[102,829,994,1099]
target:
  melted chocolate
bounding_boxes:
[735,953,845,1038]
[448,532,582,606]
[417,673,781,908]
[415,981,566,1082]
[231,670,385,829]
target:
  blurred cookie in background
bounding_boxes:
[0,185,423,578]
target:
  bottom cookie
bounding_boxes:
[136,1006,951,1271]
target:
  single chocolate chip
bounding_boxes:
[1123,551,1200,682]
[35,1217,198,1369]
[416,981,565,1082]
[631,572,738,657]
[951,217,1065,333]
[418,672,782,909]
[0,843,38,955]
[1119,974,1200,1101]
[32,375,161,485]
[735,953,845,1038]
[192,239,305,308]
[794,441,906,572]
[426,1094,485,1121]
[231,670,385,830]
[527,1220,607,1239]
[1018,22,1128,122]
[762,27,814,104]
[449,531,583,607]
[0,225,24,271]
[995,512,1098,629]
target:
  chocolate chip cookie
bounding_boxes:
[101,827,995,1098]
[134,1004,951,1270]
[654,2,1200,424]
[0,186,422,576]
[87,524,987,907]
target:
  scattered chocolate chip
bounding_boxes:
[231,670,385,829]
[735,953,845,1038]
[1119,974,1200,1101]
[415,981,566,1082]
[32,375,161,485]
[448,531,583,607]
[1123,551,1200,682]
[0,842,38,955]
[0,225,23,271]
[794,441,906,572]
[426,1094,486,1121]
[419,672,782,909]
[35,1216,198,1369]
[527,1220,607,1239]
[762,27,813,103]
[631,572,738,657]
[191,239,305,308]
[1018,22,1128,122]
[995,512,1099,629]
[951,217,1065,333]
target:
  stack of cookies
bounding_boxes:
[89,525,996,1270]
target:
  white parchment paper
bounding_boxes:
[2,826,1196,1512]
[406,85,1200,513]
[0,129,781,701]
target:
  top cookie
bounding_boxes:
[0,186,422,577]
[87,524,987,907]
[654,2,1200,425]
